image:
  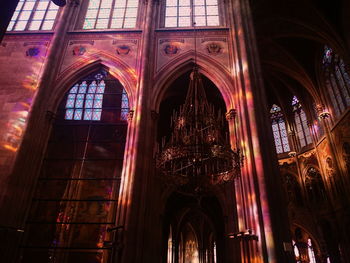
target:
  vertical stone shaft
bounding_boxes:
[0,3,77,263]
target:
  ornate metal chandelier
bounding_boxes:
[156,66,243,194]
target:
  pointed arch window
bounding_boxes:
[21,69,129,262]
[270,104,290,154]
[83,0,139,29]
[165,0,220,28]
[7,0,59,31]
[323,46,350,117]
[65,70,129,121]
[292,96,312,148]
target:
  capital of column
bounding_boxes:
[318,111,331,120]
[288,151,297,158]
[228,229,258,241]
[226,109,237,122]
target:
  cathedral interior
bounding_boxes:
[0,0,349,263]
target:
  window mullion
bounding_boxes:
[122,0,128,28]
[332,63,348,107]
[300,113,308,146]
[13,0,26,30]
[295,112,304,147]
[279,120,289,152]
[326,71,341,115]
[26,0,40,30]
[204,0,208,26]
[277,121,284,152]
[336,62,350,105]
[40,1,51,30]
[330,72,345,112]
[108,0,117,29]
[191,0,194,27]
[95,0,103,29]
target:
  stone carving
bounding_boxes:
[116,45,131,55]
[163,44,180,56]
[72,45,86,56]
[26,47,40,57]
[206,42,222,55]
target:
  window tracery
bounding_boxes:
[64,70,129,121]
[322,46,350,117]
[164,0,220,28]
[270,104,290,154]
[83,0,139,29]
[292,96,312,148]
[7,0,59,31]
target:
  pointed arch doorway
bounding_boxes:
[157,68,236,263]
[162,193,225,263]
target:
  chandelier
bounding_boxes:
[156,66,243,194]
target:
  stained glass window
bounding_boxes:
[270,104,290,154]
[165,0,220,28]
[292,96,312,148]
[64,70,129,121]
[83,0,139,29]
[323,46,350,117]
[7,0,59,31]
[292,240,301,263]
[307,239,317,263]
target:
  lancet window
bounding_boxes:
[292,96,312,148]
[164,0,220,27]
[7,0,59,31]
[270,104,290,154]
[323,46,350,117]
[64,70,129,121]
[83,0,139,29]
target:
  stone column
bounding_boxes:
[113,0,158,262]
[226,0,295,262]
[0,2,78,262]
[316,107,350,262]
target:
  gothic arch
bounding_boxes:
[51,53,137,112]
[152,51,235,112]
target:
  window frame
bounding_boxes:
[64,70,130,122]
[160,0,225,29]
[79,0,141,30]
[7,0,61,32]
[270,104,291,154]
[322,46,350,118]
[292,96,312,148]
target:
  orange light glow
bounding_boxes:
[3,144,18,152]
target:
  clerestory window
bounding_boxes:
[7,0,59,31]
[292,96,312,148]
[164,0,220,28]
[322,46,350,117]
[64,70,129,121]
[83,0,139,29]
[270,104,290,154]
